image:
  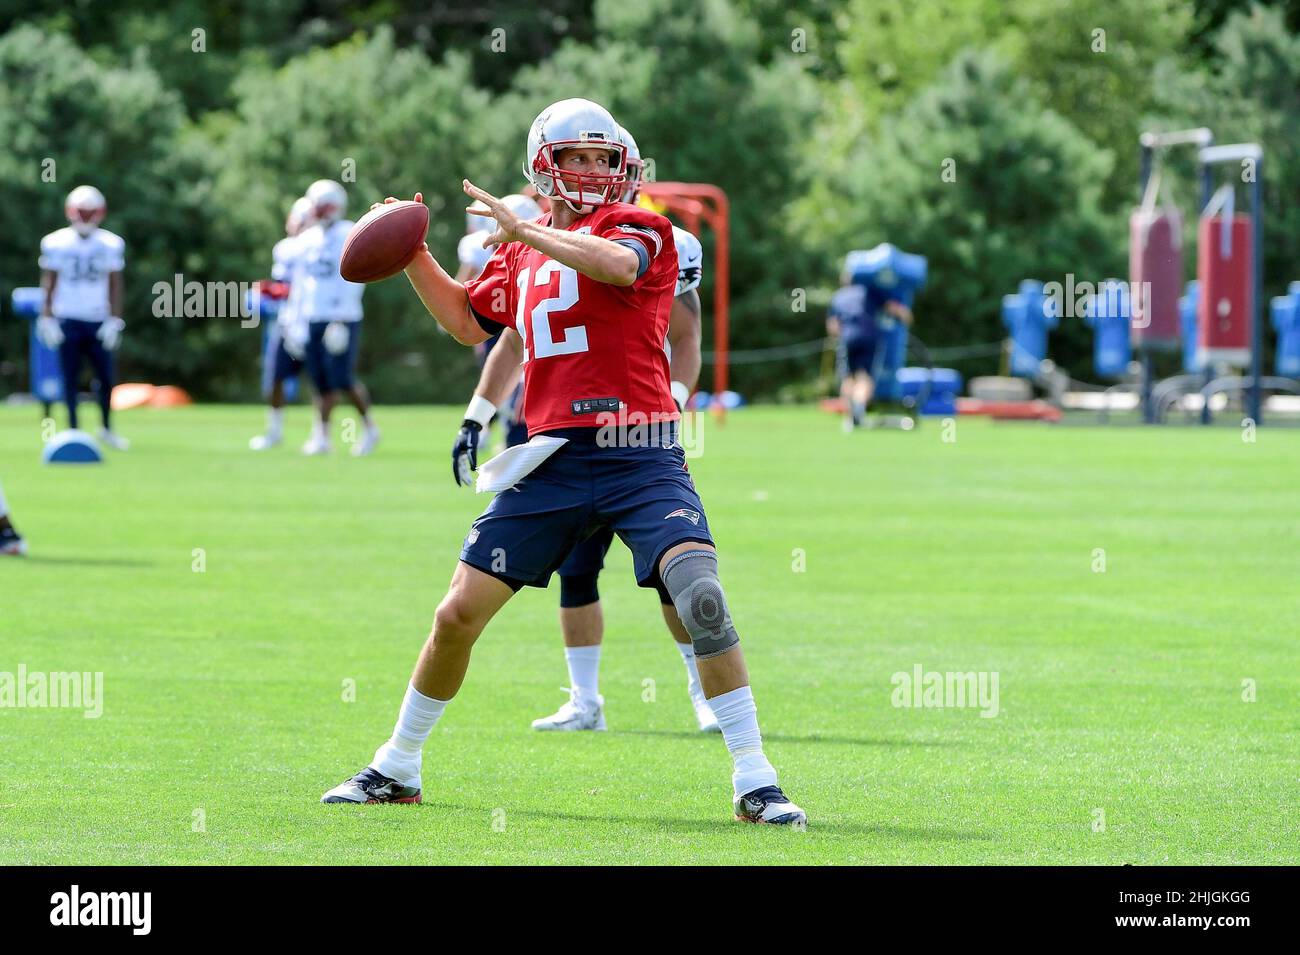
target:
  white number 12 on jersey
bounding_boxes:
[515,261,587,362]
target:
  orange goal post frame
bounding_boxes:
[639,182,730,420]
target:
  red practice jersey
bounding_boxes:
[464,202,679,437]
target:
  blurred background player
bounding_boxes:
[0,481,26,556]
[451,125,714,733]
[36,185,129,450]
[288,179,378,456]
[456,191,542,453]
[250,196,315,450]
[827,267,912,431]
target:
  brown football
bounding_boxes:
[340,200,430,283]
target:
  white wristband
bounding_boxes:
[670,381,691,411]
[464,395,497,428]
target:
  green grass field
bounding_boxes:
[1,404,1296,864]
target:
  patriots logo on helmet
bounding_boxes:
[664,508,701,525]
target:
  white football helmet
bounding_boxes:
[618,126,644,204]
[306,179,347,221]
[522,98,626,213]
[66,185,106,237]
[466,208,494,234]
[286,196,316,237]
[501,193,543,220]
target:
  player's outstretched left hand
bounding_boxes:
[463,180,523,247]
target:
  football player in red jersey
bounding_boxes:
[322,99,804,825]
[452,124,716,735]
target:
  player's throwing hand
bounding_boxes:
[463,180,523,247]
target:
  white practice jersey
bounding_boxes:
[458,230,494,280]
[285,220,364,323]
[673,225,703,297]
[664,226,704,361]
[271,235,301,327]
[38,227,125,321]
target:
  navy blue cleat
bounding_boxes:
[321,767,421,805]
[733,786,807,826]
[0,525,27,556]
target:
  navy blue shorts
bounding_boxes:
[558,525,614,578]
[304,321,361,392]
[838,333,878,376]
[261,332,303,396]
[460,427,714,592]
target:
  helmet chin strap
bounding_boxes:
[71,220,97,237]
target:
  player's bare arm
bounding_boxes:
[39,269,57,317]
[886,300,913,325]
[369,193,488,346]
[463,178,639,287]
[668,288,703,398]
[109,270,123,317]
[475,327,525,408]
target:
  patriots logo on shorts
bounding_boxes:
[664,508,701,525]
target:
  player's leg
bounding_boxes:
[322,561,516,804]
[532,528,614,731]
[656,541,804,824]
[323,448,594,804]
[251,334,289,450]
[658,598,719,732]
[847,357,871,429]
[57,321,83,431]
[835,341,853,432]
[301,323,333,455]
[87,328,127,450]
[857,370,875,414]
[605,437,805,824]
[338,326,379,457]
[0,481,26,556]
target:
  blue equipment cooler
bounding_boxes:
[895,367,962,415]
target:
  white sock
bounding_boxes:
[564,645,601,699]
[311,419,326,441]
[0,481,8,519]
[266,407,283,436]
[676,642,704,702]
[709,685,778,796]
[370,682,448,786]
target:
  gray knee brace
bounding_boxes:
[660,550,739,659]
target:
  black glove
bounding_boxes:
[452,420,483,487]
